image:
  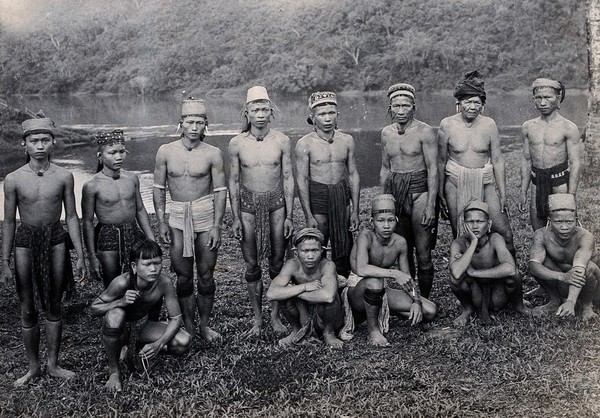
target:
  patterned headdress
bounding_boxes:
[371,194,397,216]
[95,130,125,147]
[387,83,416,100]
[22,115,55,139]
[309,91,337,109]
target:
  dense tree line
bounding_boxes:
[0,0,587,96]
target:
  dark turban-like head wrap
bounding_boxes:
[453,71,486,105]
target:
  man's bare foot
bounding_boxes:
[105,373,122,392]
[200,326,222,343]
[453,309,473,327]
[323,332,344,349]
[278,333,296,347]
[532,301,561,317]
[514,303,533,317]
[368,330,390,347]
[270,316,287,335]
[581,306,598,322]
[47,365,75,380]
[243,323,262,338]
[13,368,41,387]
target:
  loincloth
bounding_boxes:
[14,221,72,311]
[169,195,214,258]
[445,159,494,236]
[383,169,428,216]
[531,161,569,220]
[240,183,285,260]
[308,179,353,261]
[339,273,389,341]
[95,221,146,273]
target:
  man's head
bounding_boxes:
[95,130,127,173]
[130,240,163,281]
[22,117,56,161]
[548,193,577,238]
[294,228,325,268]
[454,71,486,122]
[371,194,397,238]
[180,98,208,140]
[387,83,416,125]
[243,86,273,132]
[532,78,564,116]
[308,91,338,132]
[463,201,491,238]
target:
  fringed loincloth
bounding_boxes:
[531,161,569,220]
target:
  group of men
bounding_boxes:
[1,72,596,391]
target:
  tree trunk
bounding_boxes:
[586,0,600,164]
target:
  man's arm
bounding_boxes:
[565,121,582,195]
[467,234,516,279]
[489,121,507,211]
[208,149,227,250]
[437,122,449,213]
[421,126,439,229]
[133,175,155,241]
[346,136,360,231]
[81,181,101,279]
[519,124,532,212]
[449,238,476,284]
[379,131,391,189]
[354,232,411,286]
[297,261,339,304]
[228,140,243,240]
[295,138,317,228]
[63,172,86,277]
[1,176,17,286]
[266,260,316,301]
[528,231,563,282]
[146,277,184,354]
[90,275,134,317]
[152,147,170,243]
[281,136,295,238]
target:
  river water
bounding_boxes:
[0,91,588,219]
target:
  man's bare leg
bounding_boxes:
[102,308,126,391]
[317,293,344,349]
[45,319,75,380]
[195,233,221,343]
[363,280,389,346]
[277,300,302,346]
[483,184,515,257]
[412,193,435,298]
[268,208,290,334]
[505,273,532,316]
[170,228,197,337]
[14,323,41,387]
[449,279,475,327]
[444,179,460,238]
[96,250,122,289]
[532,258,564,316]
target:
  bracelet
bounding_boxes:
[153,183,165,190]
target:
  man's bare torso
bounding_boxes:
[381,120,431,173]
[296,131,352,184]
[523,115,576,169]
[86,171,138,224]
[442,114,496,168]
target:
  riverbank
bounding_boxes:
[0,149,599,416]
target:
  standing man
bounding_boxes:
[153,98,227,342]
[228,86,294,337]
[519,78,581,230]
[380,83,438,298]
[529,194,598,321]
[438,71,515,255]
[2,116,86,386]
[296,91,360,278]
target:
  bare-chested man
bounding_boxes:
[266,228,345,348]
[229,86,294,336]
[296,91,359,278]
[344,194,436,346]
[449,201,530,326]
[380,83,438,298]
[438,71,515,255]
[82,130,154,288]
[153,98,226,342]
[91,240,191,391]
[529,194,598,321]
[519,78,581,230]
[1,117,86,386]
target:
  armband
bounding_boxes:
[153,183,166,190]
[213,186,227,193]
[573,264,587,270]
[529,259,543,265]
[168,313,183,320]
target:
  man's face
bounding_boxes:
[549,210,577,239]
[464,210,490,238]
[246,100,272,128]
[389,96,415,125]
[99,143,127,171]
[132,256,163,282]
[459,96,483,122]
[372,212,397,239]
[24,133,54,160]
[296,239,322,268]
[311,104,338,133]
[181,115,207,140]
[533,87,560,116]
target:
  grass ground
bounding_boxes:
[1,150,600,417]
